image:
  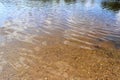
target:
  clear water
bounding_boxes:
[0,0,120,79]
[0,0,120,49]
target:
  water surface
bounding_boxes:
[0,0,120,79]
[0,0,120,49]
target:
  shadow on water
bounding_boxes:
[40,0,60,3]
[64,0,76,4]
[28,0,77,5]
[101,0,120,12]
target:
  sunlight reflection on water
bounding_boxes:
[0,0,120,79]
[0,0,120,49]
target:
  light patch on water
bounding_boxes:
[0,19,40,44]
[45,19,52,25]
[0,52,7,73]
[0,43,5,47]
[19,57,29,69]
[116,10,120,30]
[63,27,98,50]
[42,41,47,46]
[86,1,92,8]
[67,17,77,24]
[21,48,33,53]
[64,40,93,50]
[9,56,29,71]
[0,52,4,55]
[34,47,40,52]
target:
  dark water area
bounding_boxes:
[102,1,120,12]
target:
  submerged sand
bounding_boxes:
[0,32,120,80]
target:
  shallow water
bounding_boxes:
[0,0,120,49]
[0,0,120,79]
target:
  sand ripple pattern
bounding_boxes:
[63,24,120,50]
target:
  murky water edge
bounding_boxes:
[0,0,120,79]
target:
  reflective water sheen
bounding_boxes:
[0,0,120,80]
[0,0,120,49]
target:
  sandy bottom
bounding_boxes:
[0,33,120,80]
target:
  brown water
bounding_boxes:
[0,0,120,80]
